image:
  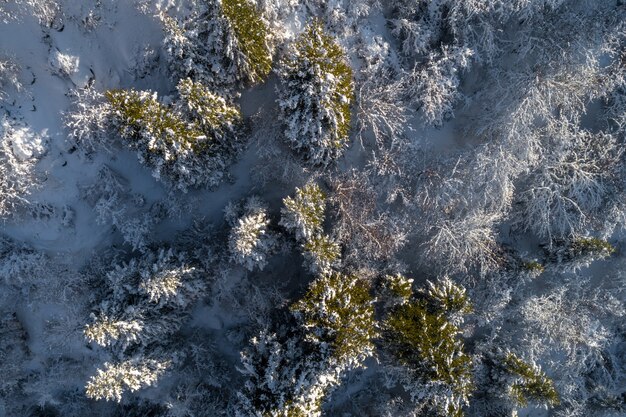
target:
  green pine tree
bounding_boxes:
[221,0,273,84]
[503,352,560,408]
[278,20,354,165]
[292,271,376,362]
[383,278,474,417]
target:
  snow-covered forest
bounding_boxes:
[0,0,625,416]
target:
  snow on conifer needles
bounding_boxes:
[1,0,625,416]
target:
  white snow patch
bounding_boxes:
[48,49,80,78]
[7,125,46,161]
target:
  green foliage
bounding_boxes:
[221,0,272,84]
[385,300,473,388]
[384,278,474,416]
[570,237,615,257]
[279,20,355,165]
[289,20,353,143]
[503,353,560,408]
[292,272,376,362]
[303,234,341,274]
[177,78,241,135]
[106,81,240,155]
[281,399,323,417]
[522,260,545,273]
[281,183,326,241]
[383,274,414,302]
[105,81,241,182]
[105,89,205,156]
[425,276,473,317]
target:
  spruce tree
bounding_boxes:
[238,272,376,417]
[228,207,275,271]
[503,352,560,408]
[277,20,354,166]
[280,183,343,275]
[292,271,376,363]
[85,359,170,402]
[161,0,272,91]
[383,276,473,417]
[84,249,205,403]
[280,182,326,242]
[105,79,241,190]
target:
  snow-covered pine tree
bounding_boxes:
[382,276,473,417]
[104,78,241,191]
[85,359,170,402]
[237,329,332,417]
[380,273,414,308]
[502,352,560,408]
[227,198,276,271]
[472,349,560,416]
[542,236,615,272]
[280,182,344,274]
[302,234,341,275]
[237,272,376,416]
[84,316,143,349]
[220,0,273,84]
[292,271,376,363]
[176,77,241,136]
[422,276,472,326]
[277,20,354,166]
[279,182,326,242]
[85,248,205,402]
[161,0,272,92]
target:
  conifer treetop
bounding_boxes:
[278,19,354,165]
[105,88,205,158]
[177,78,241,136]
[383,278,474,417]
[280,183,327,242]
[85,359,170,402]
[221,0,273,84]
[291,271,376,363]
[503,352,560,408]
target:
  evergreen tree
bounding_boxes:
[228,205,275,271]
[502,352,560,408]
[543,236,615,271]
[237,329,333,417]
[280,183,343,275]
[105,79,241,191]
[382,276,474,417]
[277,20,354,166]
[423,276,473,326]
[84,316,143,349]
[85,359,170,402]
[302,234,341,275]
[161,0,272,92]
[280,183,326,242]
[237,272,376,416]
[176,77,241,137]
[380,273,414,307]
[221,0,273,84]
[84,249,205,403]
[292,271,376,363]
